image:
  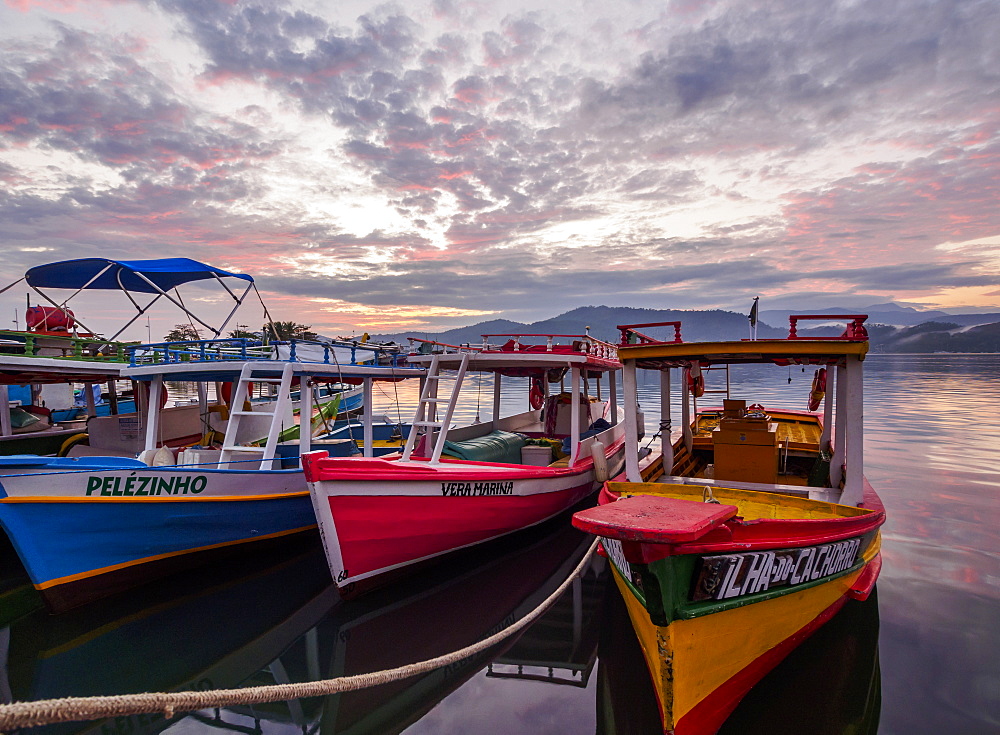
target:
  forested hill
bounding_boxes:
[371,306,772,347]
[368,305,1000,353]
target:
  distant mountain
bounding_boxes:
[924,312,1000,327]
[760,303,1000,328]
[375,306,778,346]
[760,304,952,327]
[878,321,1000,353]
[369,304,1000,354]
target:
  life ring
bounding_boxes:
[219,381,254,406]
[687,362,705,398]
[529,377,545,410]
[141,382,169,410]
[808,368,827,411]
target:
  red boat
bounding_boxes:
[571,315,886,734]
[302,332,627,595]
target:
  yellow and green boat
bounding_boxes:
[572,314,885,734]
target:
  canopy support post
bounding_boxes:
[300,379,313,455]
[363,378,374,458]
[821,368,835,452]
[29,286,105,343]
[609,369,618,425]
[842,355,865,506]
[0,386,12,437]
[84,382,97,418]
[143,376,164,451]
[622,362,641,482]
[681,367,693,453]
[830,363,848,489]
[492,373,502,431]
[214,281,255,338]
[569,366,581,464]
[130,272,219,335]
[107,380,120,415]
[661,368,673,474]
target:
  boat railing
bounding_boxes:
[407,337,485,355]
[479,333,619,360]
[274,338,409,367]
[130,337,409,368]
[787,315,869,340]
[616,321,683,345]
[128,338,271,366]
[0,329,136,362]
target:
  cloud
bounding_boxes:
[1,0,998,335]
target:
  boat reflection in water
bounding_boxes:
[0,517,606,735]
[1,535,335,735]
[596,584,883,735]
[315,519,604,735]
[0,515,876,735]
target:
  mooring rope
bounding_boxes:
[0,537,599,732]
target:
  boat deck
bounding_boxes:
[607,481,872,521]
[666,408,827,489]
[692,410,823,452]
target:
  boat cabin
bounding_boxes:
[617,315,870,507]
[117,337,422,469]
[403,333,624,470]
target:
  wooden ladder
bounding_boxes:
[401,353,469,463]
[219,363,295,470]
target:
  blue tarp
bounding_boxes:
[25,258,253,293]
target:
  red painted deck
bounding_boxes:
[572,495,738,544]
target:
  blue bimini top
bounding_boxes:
[25,258,254,294]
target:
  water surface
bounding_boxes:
[2,354,997,734]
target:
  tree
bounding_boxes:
[163,324,203,342]
[227,324,260,341]
[265,321,317,341]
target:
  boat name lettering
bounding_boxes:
[440,481,514,496]
[693,537,862,601]
[85,474,208,497]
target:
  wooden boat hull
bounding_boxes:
[573,484,884,734]
[303,436,626,593]
[0,458,316,612]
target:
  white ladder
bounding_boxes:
[401,353,469,463]
[219,363,295,470]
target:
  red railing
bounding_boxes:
[616,321,683,346]
[788,315,868,340]
[407,333,619,360]
[407,337,483,354]
[480,333,618,361]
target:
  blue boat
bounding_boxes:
[0,258,422,612]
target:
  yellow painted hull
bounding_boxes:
[614,534,881,734]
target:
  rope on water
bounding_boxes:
[0,537,599,732]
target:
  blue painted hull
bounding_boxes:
[0,463,317,611]
[50,399,138,423]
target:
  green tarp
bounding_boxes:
[442,430,526,464]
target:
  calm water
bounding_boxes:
[2,355,998,734]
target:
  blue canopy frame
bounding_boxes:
[12,257,260,341]
[25,258,253,293]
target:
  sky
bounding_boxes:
[1,0,999,340]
